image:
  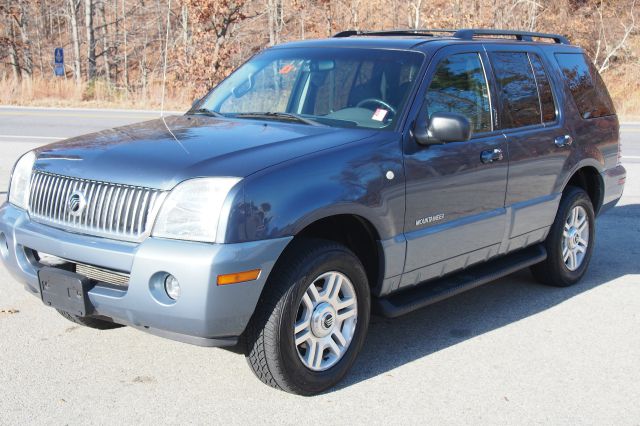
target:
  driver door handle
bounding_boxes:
[555,134,574,148]
[481,148,504,164]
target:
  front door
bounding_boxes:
[401,45,508,288]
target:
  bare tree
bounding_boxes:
[14,1,33,78]
[85,0,96,80]
[594,0,636,73]
[267,0,284,45]
[409,0,422,29]
[97,0,111,82]
[68,0,82,83]
[6,17,23,79]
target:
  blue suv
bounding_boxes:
[0,29,626,395]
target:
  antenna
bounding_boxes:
[158,0,188,154]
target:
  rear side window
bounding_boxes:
[426,53,492,133]
[490,52,541,128]
[555,53,615,119]
[529,54,557,123]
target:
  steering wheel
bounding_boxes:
[355,98,397,116]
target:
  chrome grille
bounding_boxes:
[75,263,129,287]
[28,171,165,242]
[34,250,129,288]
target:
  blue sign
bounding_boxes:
[54,47,64,77]
[54,48,64,64]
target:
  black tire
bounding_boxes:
[56,309,125,330]
[531,186,596,287]
[245,239,370,396]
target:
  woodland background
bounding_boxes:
[0,0,638,116]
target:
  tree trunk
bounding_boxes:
[8,20,22,80]
[122,0,129,92]
[85,0,97,80]
[112,0,119,83]
[267,0,283,46]
[15,4,34,78]
[98,0,111,82]
[68,0,83,84]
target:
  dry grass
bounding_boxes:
[1,71,639,120]
[0,77,192,111]
[602,64,640,122]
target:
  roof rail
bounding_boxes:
[333,29,458,38]
[332,28,570,45]
[453,29,569,44]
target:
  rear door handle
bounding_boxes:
[555,135,573,148]
[481,148,504,164]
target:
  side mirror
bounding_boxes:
[413,111,472,146]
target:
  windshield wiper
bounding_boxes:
[233,112,323,126]
[188,108,225,118]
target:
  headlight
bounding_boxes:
[8,151,36,210]
[152,177,241,243]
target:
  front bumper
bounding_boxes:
[0,202,291,347]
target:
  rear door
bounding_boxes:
[484,45,570,248]
[401,45,508,287]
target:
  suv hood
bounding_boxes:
[34,115,376,190]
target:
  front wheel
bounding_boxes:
[245,239,370,395]
[531,186,596,287]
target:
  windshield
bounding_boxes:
[195,47,424,130]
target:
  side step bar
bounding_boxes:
[374,244,547,318]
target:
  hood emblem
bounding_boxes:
[67,191,87,217]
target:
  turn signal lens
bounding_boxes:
[217,269,261,286]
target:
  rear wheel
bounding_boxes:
[56,309,124,330]
[245,239,370,395]
[531,186,595,287]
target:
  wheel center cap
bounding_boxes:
[567,227,579,249]
[310,302,336,338]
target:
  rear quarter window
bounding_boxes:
[555,53,615,119]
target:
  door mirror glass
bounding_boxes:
[414,112,471,145]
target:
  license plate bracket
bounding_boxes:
[38,267,95,317]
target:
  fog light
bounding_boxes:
[164,274,181,300]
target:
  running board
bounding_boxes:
[374,244,547,318]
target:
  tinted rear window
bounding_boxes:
[490,52,541,128]
[555,53,615,119]
[529,54,557,123]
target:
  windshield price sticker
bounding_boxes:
[278,63,296,74]
[372,108,388,121]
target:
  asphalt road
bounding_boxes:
[0,107,639,424]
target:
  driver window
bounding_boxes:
[426,53,492,133]
[312,60,359,115]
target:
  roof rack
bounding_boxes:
[453,29,569,44]
[333,28,570,45]
[333,29,457,38]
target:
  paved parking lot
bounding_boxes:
[0,108,639,424]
